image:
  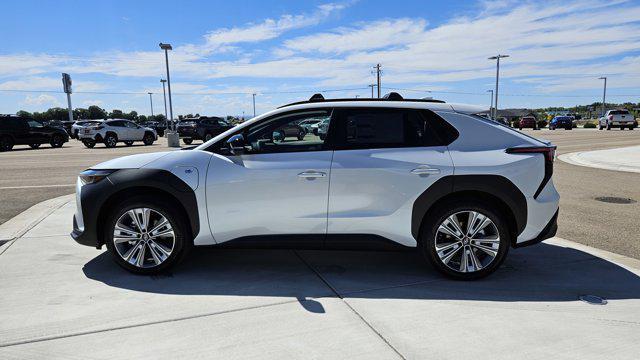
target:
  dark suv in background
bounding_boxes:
[0,115,69,151]
[177,116,233,144]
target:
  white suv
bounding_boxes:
[78,119,157,148]
[72,93,560,279]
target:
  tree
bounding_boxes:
[16,110,32,118]
[87,105,107,119]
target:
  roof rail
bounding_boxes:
[278,92,445,108]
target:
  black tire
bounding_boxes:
[50,134,64,148]
[143,132,155,146]
[297,131,305,141]
[182,138,193,145]
[319,133,326,140]
[83,139,96,148]
[124,141,134,146]
[104,133,118,148]
[29,143,41,149]
[419,200,510,280]
[630,126,634,131]
[204,133,213,142]
[0,136,14,152]
[104,196,192,275]
[549,126,555,130]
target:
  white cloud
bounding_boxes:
[22,94,61,107]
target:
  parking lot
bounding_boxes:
[1,128,640,358]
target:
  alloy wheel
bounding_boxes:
[112,207,175,268]
[434,210,500,273]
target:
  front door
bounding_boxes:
[206,109,334,244]
[327,108,454,247]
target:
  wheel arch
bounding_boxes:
[412,175,527,247]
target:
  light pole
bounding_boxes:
[368,84,375,98]
[252,93,256,117]
[159,43,178,147]
[160,79,168,121]
[147,92,154,117]
[488,54,509,119]
[487,90,494,119]
[598,76,607,117]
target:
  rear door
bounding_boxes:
[327,108,454,246]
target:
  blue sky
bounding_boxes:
[1,0,639,117]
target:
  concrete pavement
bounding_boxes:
[1,198,640,359]
[559,145,640,173]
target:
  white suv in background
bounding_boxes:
[72,93,560,280]
[78,119,157,148]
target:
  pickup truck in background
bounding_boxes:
[599,110,636,130]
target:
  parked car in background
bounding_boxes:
[549,116,574,130]
[599,110,636,130]
[0,115,69,151]
[78,119,157,148]
[177,116,234,144]
[71,120,103,139]
[494,117,509,126]
[518,116,538,130]
[273,122,306,141]
[72,93,559,280]
[141,121,166,137]
[316,118,330,140]
[298,118,322,133]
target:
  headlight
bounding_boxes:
[79,169,115,185]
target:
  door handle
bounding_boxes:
[411,166,440,175]
[298,171,326,178]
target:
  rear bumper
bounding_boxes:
[513,208,558,248]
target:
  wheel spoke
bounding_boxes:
[440,245,463,265]
[439,216,464,240]
[471,243,498,257]
[469,247,483,270]
[127,210,143,232]
[148,218,169,235]
[115,224,139,236]
[150,227,174,239]
[135,243,146,267]
[435,241,462,252]
[469,216,492,238]
[122,241,142,262]
[114,207,175,268]
[474,235,500,243]
[459,248,469,272]
[147,243,162,265]
[466,211,481,236]
[113,236,138,244]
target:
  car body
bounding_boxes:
[0,115,69,151]
[549,116,574,130]
[494,117,509,126]
[72,94,559,280]
[599,110,636,130]
[71,120,104,139]
[518,116,538,130]
[273,123,307,141]
[77,119,157,148]
[141,121,166,137]
[177,117,233,144]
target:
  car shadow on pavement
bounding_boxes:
[82,242,640,305]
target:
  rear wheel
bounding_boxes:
[82,139,96,148]
[420,201,510,280]
[182,138,193,145]
[104,196,192,275]
[297,131,305,141]
[0,136,14,151]
[50,134,64,148]
[29,143,41,149]
[104,133,118,148]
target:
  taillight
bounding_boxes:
[506,146,557,198]
[506,146,556,162]
[608,115,613,121]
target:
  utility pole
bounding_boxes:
[159,43,178,147]
[372,64,382,98]
[252,93,256,117]
[368,84,375,98]
[598,76,607,117]
[486,90,494,119]
[147,92,154,117]
[488,55,509,119]
[61,73,73,121]
[160,79,168,121]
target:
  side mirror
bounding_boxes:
[226,134,245,154]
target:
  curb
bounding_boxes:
[559,145,640,174]
[0,194,75,255]
[546,237,640,273]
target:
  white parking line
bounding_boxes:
[0,184,75,190]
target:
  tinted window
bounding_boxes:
[1,118,25,130]
[124,121,138,128]
[338,108,442,149]
[108,120,125,127]
[610,110,630,115]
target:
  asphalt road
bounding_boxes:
[1,128,639,258]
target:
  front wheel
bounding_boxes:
[182,138,193,145]
[104,197,192,274]
[420,201,510,280]
[143,133,155,146]
[50,134,64,148]
[104,133,118,148]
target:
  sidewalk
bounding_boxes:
[1,198,640,359]
[559,145,640,173]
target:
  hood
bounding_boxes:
[91,151,171,170]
